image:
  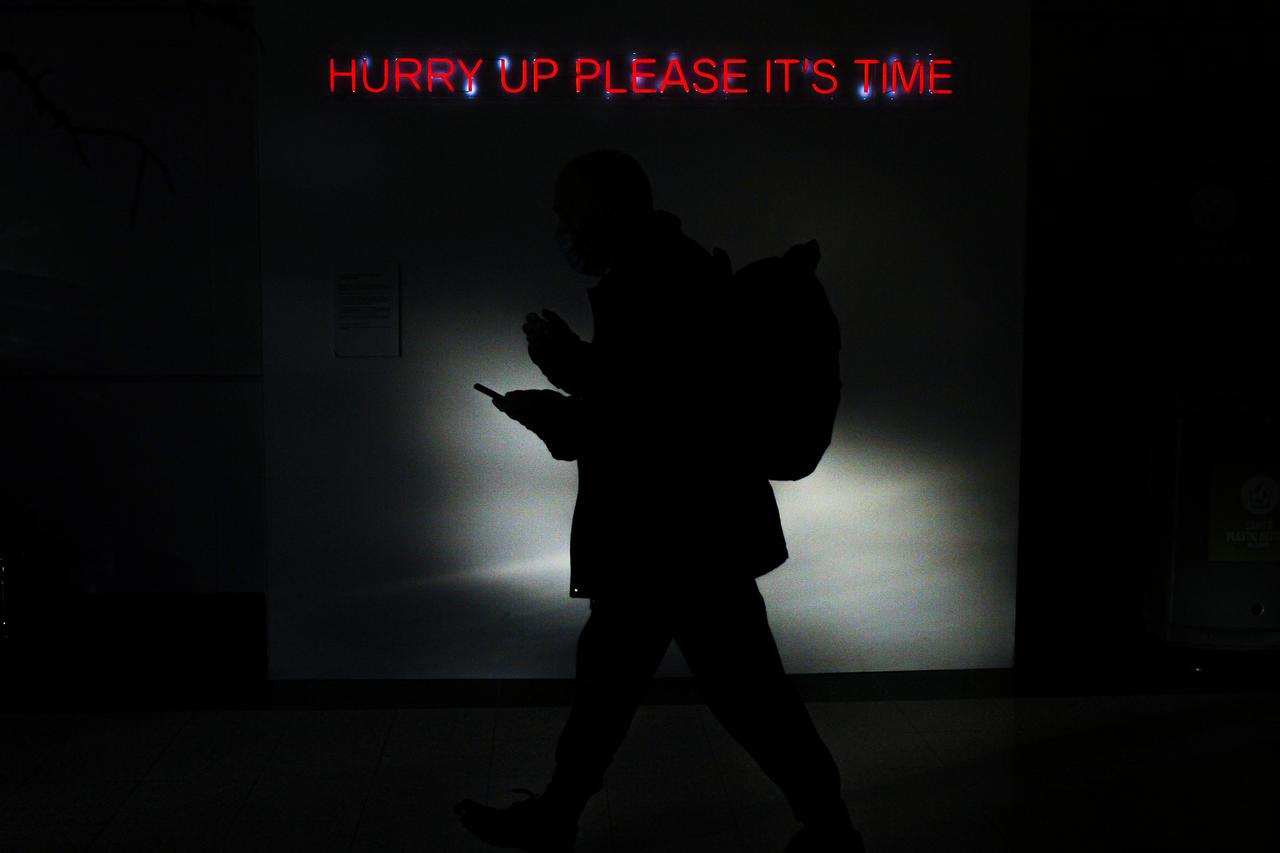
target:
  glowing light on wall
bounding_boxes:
[384,314,1019,678]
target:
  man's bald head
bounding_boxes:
[553,150,654,275]
[556,149,652,219]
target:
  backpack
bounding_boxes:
[712,240,842,481]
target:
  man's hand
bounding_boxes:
[524,309,588,393]
[491,388,563,427]
[523,308,578,350]
[492,388,580,460]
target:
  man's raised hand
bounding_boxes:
[523,309,588,393]
[524,309,578,352]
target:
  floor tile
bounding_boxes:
[348,812,496,853]
[919,725,1018,769]
[223,816,359,853]
[256,709,392,782]
[0,713,77,783]
[0,779,135,828]
[0,823,103,853]
[3,691,1274,853]
[33,713,189,782]
[488,705,570,791]
[87,819,233,852]
[611,705,721,782]
[109,777,255,825]
[893,698,1017,733]
[389,707,498,758]
[606,769,742,852]
[223,773,369,852]
[805,700,918,734]
[362,766,487,824]
[145,710,289,780]
[234,772,370,823]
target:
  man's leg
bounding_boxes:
[674,580,852,833]
[542,594,673,817]
[455,595,671,849]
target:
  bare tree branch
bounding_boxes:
[186,0,267,55]
[1,4,264,227]
[1,51,177,226]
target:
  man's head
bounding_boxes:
[553,149,653,275]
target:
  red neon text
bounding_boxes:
[328,55,956,98]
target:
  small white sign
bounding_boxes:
[334,268,401,357]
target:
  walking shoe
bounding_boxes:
[453,788,578,852]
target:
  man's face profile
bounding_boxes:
[553,165,611,276]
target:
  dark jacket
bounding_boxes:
[548,209,788,599]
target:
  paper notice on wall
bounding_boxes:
[1208,463,1280,562]
[334,269,401,357]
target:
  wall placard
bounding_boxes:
[334,268,401,358]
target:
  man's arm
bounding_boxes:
[492,389,587,461]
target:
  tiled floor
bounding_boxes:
[2,691,1277,852]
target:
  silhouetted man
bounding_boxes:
[456,150,864,853]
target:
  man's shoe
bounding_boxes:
[453,788,578,852]
[784,819,866,853]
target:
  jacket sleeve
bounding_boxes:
[542,395,589,462]
[573,291,731,466]
[549,237,741,468]
[538,338,599,397]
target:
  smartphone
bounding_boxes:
[473,383,503,400]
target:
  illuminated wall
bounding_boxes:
[258,0,1028,677]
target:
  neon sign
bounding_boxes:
[327,54,954,98]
